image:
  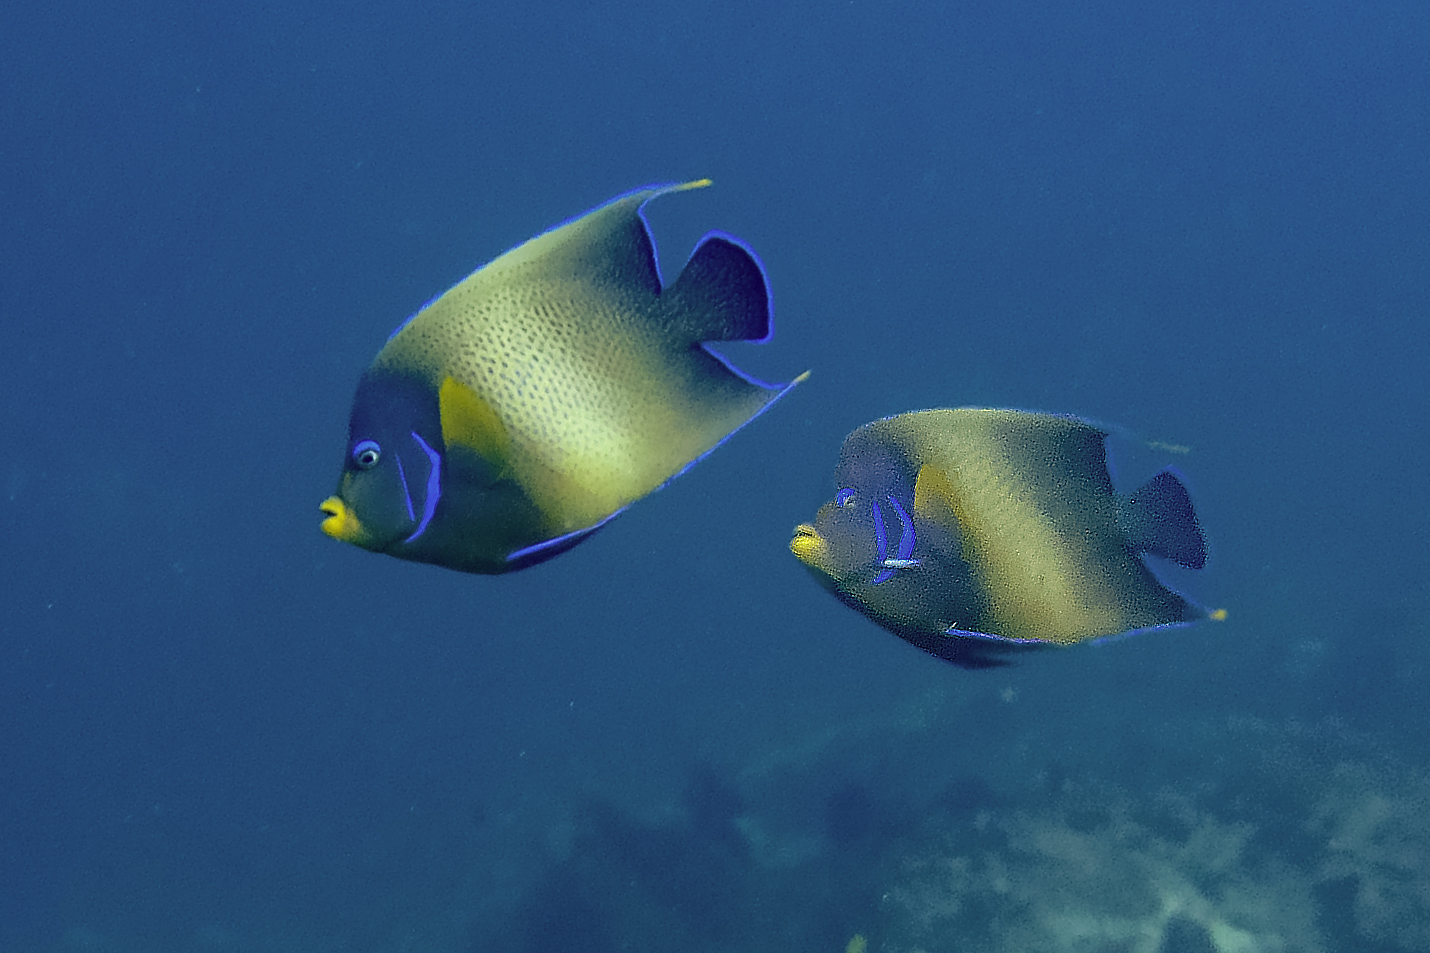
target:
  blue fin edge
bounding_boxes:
[946,613,1213,647]
[503,369,808,565]
[505,505,631,565]
[661,370,810,489]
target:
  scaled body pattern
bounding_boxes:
[321,180,803,573]
[791,409,1213,668]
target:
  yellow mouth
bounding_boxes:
[789,523,824,563]
[319,496,365,543]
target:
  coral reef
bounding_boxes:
[868,722,1430,953]
[1309,759,1430,950]
[878,781,1321,952]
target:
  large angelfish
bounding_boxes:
[321,180,804,573]
[791,409,1218,668]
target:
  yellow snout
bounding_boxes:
[789,523,825,564]
[320,496,365,543]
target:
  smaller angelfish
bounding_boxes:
[790,409,1218,668]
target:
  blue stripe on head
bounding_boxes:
[402,432,443,543]
[873,496,918,585]
[871,500,898,584]
[872,500,888,562]
[888,495,916,561]
[393,454,416,523]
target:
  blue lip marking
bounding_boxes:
[402,432,443,543]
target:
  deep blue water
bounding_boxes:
[3,2,1428,950]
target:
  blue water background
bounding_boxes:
[2,1,1427,949]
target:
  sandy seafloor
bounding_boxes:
[3,2,1428,951]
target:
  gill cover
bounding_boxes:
[322,371,445,552]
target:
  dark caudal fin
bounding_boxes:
[1119,470,1207,570]
[662,235,773,345]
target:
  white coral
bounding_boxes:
[1310,760,1430,949]
[880,785,1324,953]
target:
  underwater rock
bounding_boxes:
[468,718,1430,953]
[866,721,1430,953]
[877,780,1323,952]
[1160,916,1219,953]
[1309,759,1430,951]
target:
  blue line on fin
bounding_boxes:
[945,627,1044,644]
[505,506,631,564]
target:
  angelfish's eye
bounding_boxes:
[352,439,382,470]
[835,488,857,508]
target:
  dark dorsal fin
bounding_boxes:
[662,234,772,345]
[1120,469,1207,569]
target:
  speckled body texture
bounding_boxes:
[372,183,786,534]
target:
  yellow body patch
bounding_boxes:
[906,413,1137,643]
[438,377,511,472]
[368,181,794,537]
[323,180,802,574]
